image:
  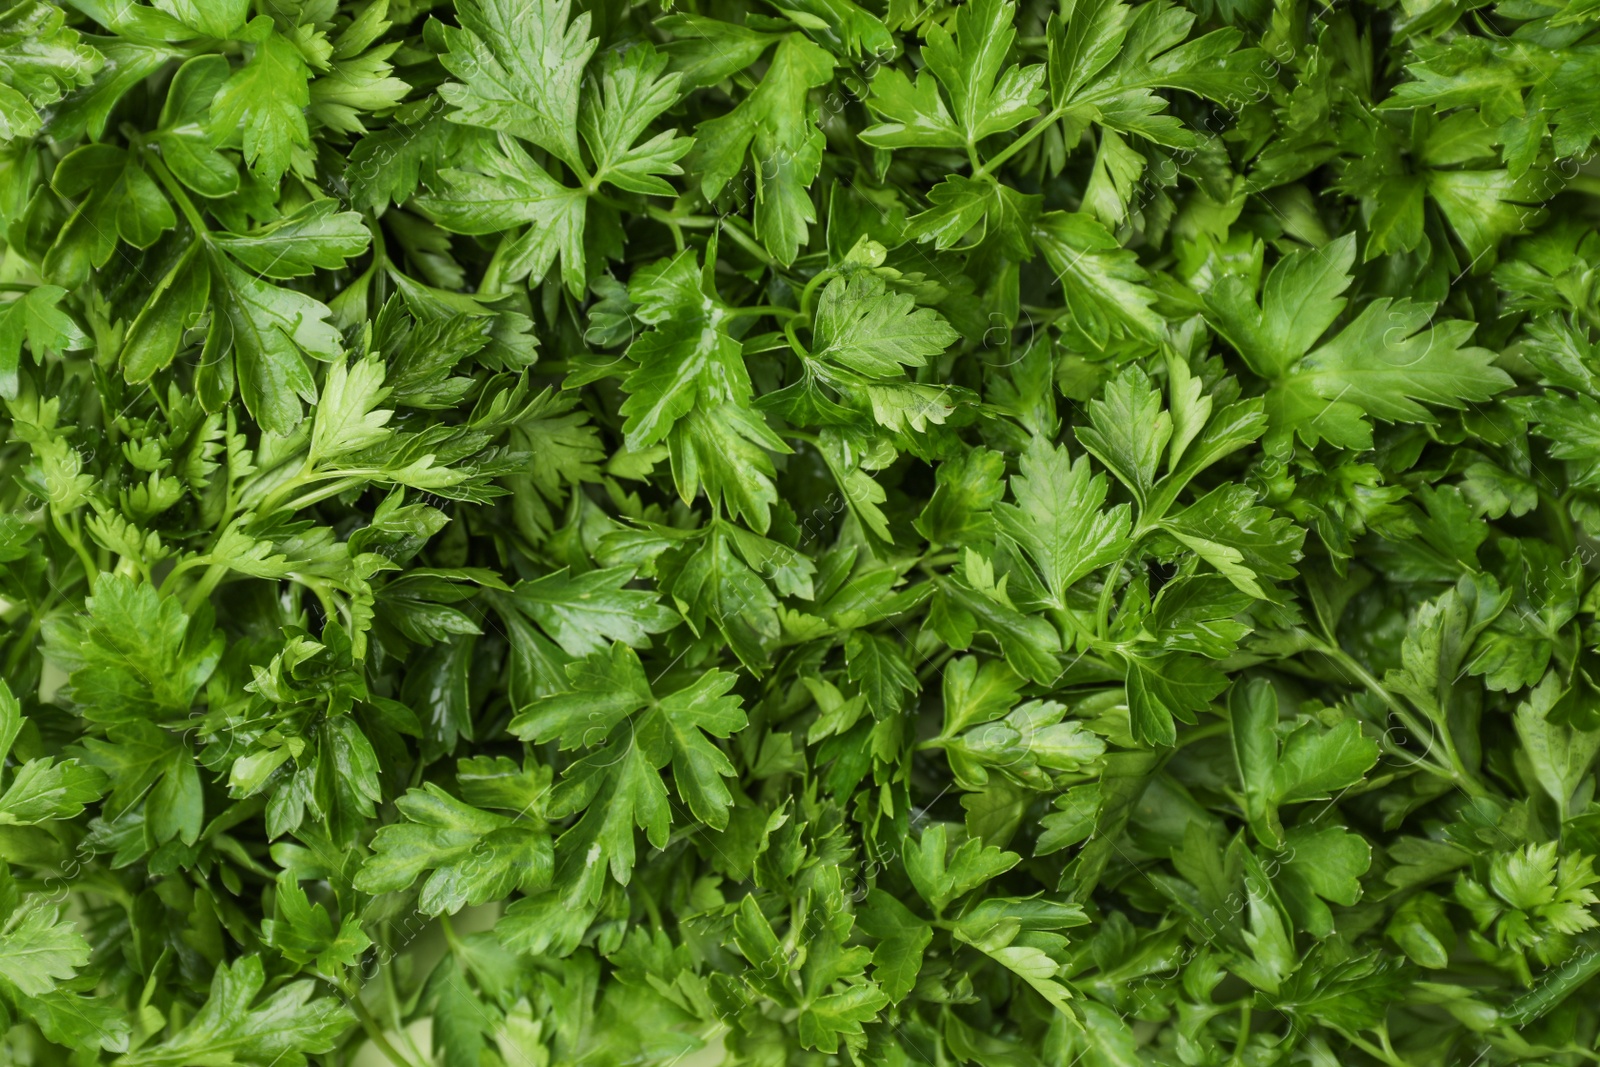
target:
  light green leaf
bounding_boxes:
[209,33,311,182]
[0,899,90,997]
[212,200,371,279]
[207,249,339,435]
[353,783,553,915]
[114,955,353,1067]
[995,435,1131,606]
[811,273,958,378]
[416,135,588,296]
[505,567,678,658]
[0,285,90,399]
[690,34,834,264]
[437,0,597,169]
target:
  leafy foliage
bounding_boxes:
[3,0,1600,1064]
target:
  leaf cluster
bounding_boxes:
[4,0,1600,1064]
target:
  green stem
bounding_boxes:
[253,467,378,519]
[798,268,838,321]
[1230,1002,1251,1065]
[1179,721,1232,747]
[661,213,686,252]
[1311,640,1412,727]
[348,995,423,1067]
[273,476,371,514]
[1577,303,1600,336]
[646,208,720,230]
[719,216,778,266]
[972,106,1067,179]
[1049,606,1096,653]
[1093,537,1142,639]
[784,319,813,360]
[1343,1031,1409,1067]
[4,610,47,678]
[1539,488,1577,557]
[181,563,228,614]
[478,232,514,296]
[368,216,388,269]
[441,913,464,955]
[142,148,209,236]
[1433,723,1489,799]
[725,305,801,320]
[916,646,958,684]
[52,511,98,587]
[566,152,595,189]
[1311,640,1488,797]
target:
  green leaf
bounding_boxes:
[43,574,221,726]
[934,554,1064,685]
[0,2,101,141]
[1035,211,1165,345]
[1125,652,1225,747]
[995,435,1130,605]
[690,34,835,264]
[436,0,597,169]
[153,55,238,197]
[211,200,371,279]
[915,447,1007,545]
[939,697,1106,789]
[1513,673,1600,817]
[904,823,1021,914]
[1230,679,1378,847]
[1273,718,1380,805]
[798,982,890,1053]
[858,890,932,1002]
[618,249,752,448]
[1076,363,1170,505]
[953,925,1076,1016]
[121,244,209,383]
[939,655,1026,738]
[149,0,248,37]
[0,755,105,825]
[666,525,782,671]
[209,34,312,182]
[416,134,589,296]
[504,567,678,657]
[653,667,747,828]
[207,248,340,435]
[1163,484,1304,601]
[353,783,553,915]
[1276,825,1373,936]
[844,630,919,719]
[580,43,693,195]
[509,640,654,749]
[862,0,1044,149]
[1048,0,1263,146]
[0,679,18,760]
[1386,575,1510,729]
[0,898,90,997]
[810,273,958,377]
[1203,235,1357,380]
[0,285,90,398]
[509,643,747,888]
[1271,300,1513,450]
[262,873,372,972]
[115,956,353,1067]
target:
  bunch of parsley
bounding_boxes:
[3,0,1600,1063]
